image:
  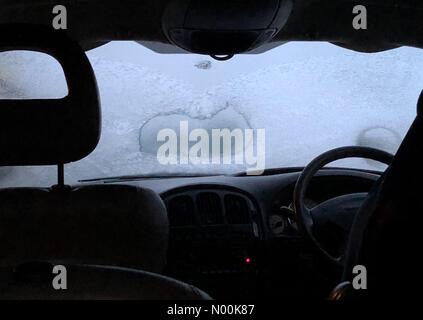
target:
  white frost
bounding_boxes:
[0,41,422,187]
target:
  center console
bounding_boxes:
[162,186,262,299]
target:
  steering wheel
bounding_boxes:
[293,146,394,265]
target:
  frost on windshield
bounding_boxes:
[0,41,421,187]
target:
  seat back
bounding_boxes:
[341,90,423,298]
[0,185,169,273]
[0,263,211,300]
[0,24,169,273]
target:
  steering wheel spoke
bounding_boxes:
[302,207,315,230]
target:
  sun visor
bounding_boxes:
[0,24,101,166]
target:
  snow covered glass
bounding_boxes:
[0,51,68,100]
[0,42,420,187]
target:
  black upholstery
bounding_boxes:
[0,24,211,299]
[342,91,423,297]
[0,185,169,273]
[0,264,212,300]
[0,185,215,299]
[0,25,169,274]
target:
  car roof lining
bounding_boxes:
[1,1,423,53]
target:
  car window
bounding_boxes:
[0,41,421,186]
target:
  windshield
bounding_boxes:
[0,41,420,186]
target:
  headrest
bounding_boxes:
[0,24,101,166]
[418,89,423,116]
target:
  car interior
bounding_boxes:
[0,0,422,301]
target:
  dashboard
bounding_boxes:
[161,186,262,298]
[123,167,381,298]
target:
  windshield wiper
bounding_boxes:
[81,166,384,183]
[79,172,232,183]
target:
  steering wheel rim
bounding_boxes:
[293,146,394,265]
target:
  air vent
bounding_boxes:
[197,192,223,225]
[167,195,196,226]
[224,194,250,224]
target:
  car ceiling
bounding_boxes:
[1,0,423,54]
